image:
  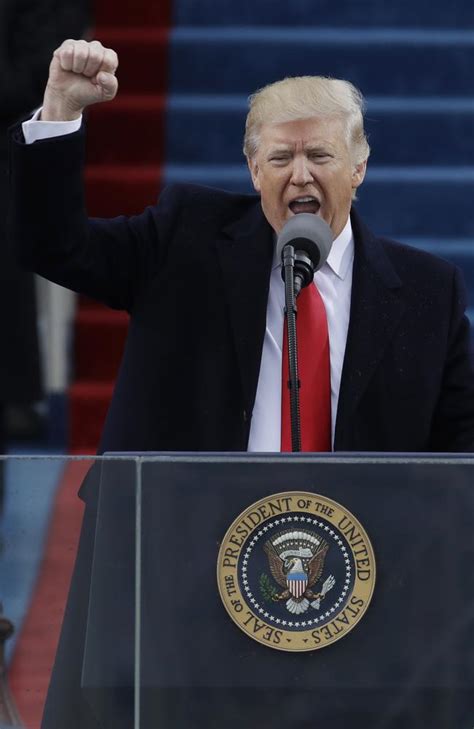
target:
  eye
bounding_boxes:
[268,153,291,164]
[310,149,336,164]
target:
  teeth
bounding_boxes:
[294,197,316,203]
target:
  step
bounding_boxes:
[68,381,114,451]
[173,2,474,28]
[87,96,166,165]
[168,28,474,96]
[163,164,474,237]
[165,95,474,167]
[404,238,474,255]
[359,168,474,238]
[74,307,129,381]
[400,238,474,256]
[94,28,169,95]
[85,164,162,217]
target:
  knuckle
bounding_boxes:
[106,49,119,70]
[87,46,101,60]
[73,52,85,67]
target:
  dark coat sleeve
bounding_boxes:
[8,122,179,312]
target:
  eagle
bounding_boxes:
[264,537,334,615]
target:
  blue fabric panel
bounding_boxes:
[173,0,474,28]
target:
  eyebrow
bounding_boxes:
[305,145,333,154]
[266,144,334,157]
[267,146,292,154]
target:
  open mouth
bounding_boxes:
[288,196,321,215]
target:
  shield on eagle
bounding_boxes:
[287,560,308,598]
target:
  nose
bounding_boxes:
[290,155,313,186]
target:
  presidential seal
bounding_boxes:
[217,491,375,652]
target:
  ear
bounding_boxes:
[247,157,261,192]
[352,159,367,191]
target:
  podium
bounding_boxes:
[79,454,474,728]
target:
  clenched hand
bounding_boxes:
[42,39,119,121]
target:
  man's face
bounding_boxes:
[248,116,367,238]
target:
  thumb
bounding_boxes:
[96,71,118,100]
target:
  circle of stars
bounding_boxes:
[240,515,352,630]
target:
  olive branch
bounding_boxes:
[259,573,278,602]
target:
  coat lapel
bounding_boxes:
[334,210,406,449]
[215,201,274,415]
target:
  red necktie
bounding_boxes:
[281,282,331,452]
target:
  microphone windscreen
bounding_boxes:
[276,214,333,272]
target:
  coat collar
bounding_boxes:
[215,201,274,415]
[334,207,406,448]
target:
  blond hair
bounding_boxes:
[243,76,370,165]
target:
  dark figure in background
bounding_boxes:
[0,0,90,508]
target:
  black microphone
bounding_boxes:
[276,214,333,296]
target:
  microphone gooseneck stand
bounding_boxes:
[278,213,333,452]
[282,244,302,452]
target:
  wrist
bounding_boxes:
[41,88,83,122]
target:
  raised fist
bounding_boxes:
[42,39,119,121]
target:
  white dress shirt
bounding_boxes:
[248,219,354,452]
[22,112,354,452]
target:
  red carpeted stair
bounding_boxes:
[9,461,93,729]
[70,1,170,452]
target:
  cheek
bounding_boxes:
[326,174,353,201]
[267,176,286,197]
[259,171,289,207]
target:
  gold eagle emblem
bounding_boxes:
[263,529,335,615]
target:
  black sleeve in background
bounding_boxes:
[0,0,93,407]
[0,0,92,124]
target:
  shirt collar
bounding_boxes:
[272,215,354,280]
[325,215,354,280]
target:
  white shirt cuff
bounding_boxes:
[22,108,83,144]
